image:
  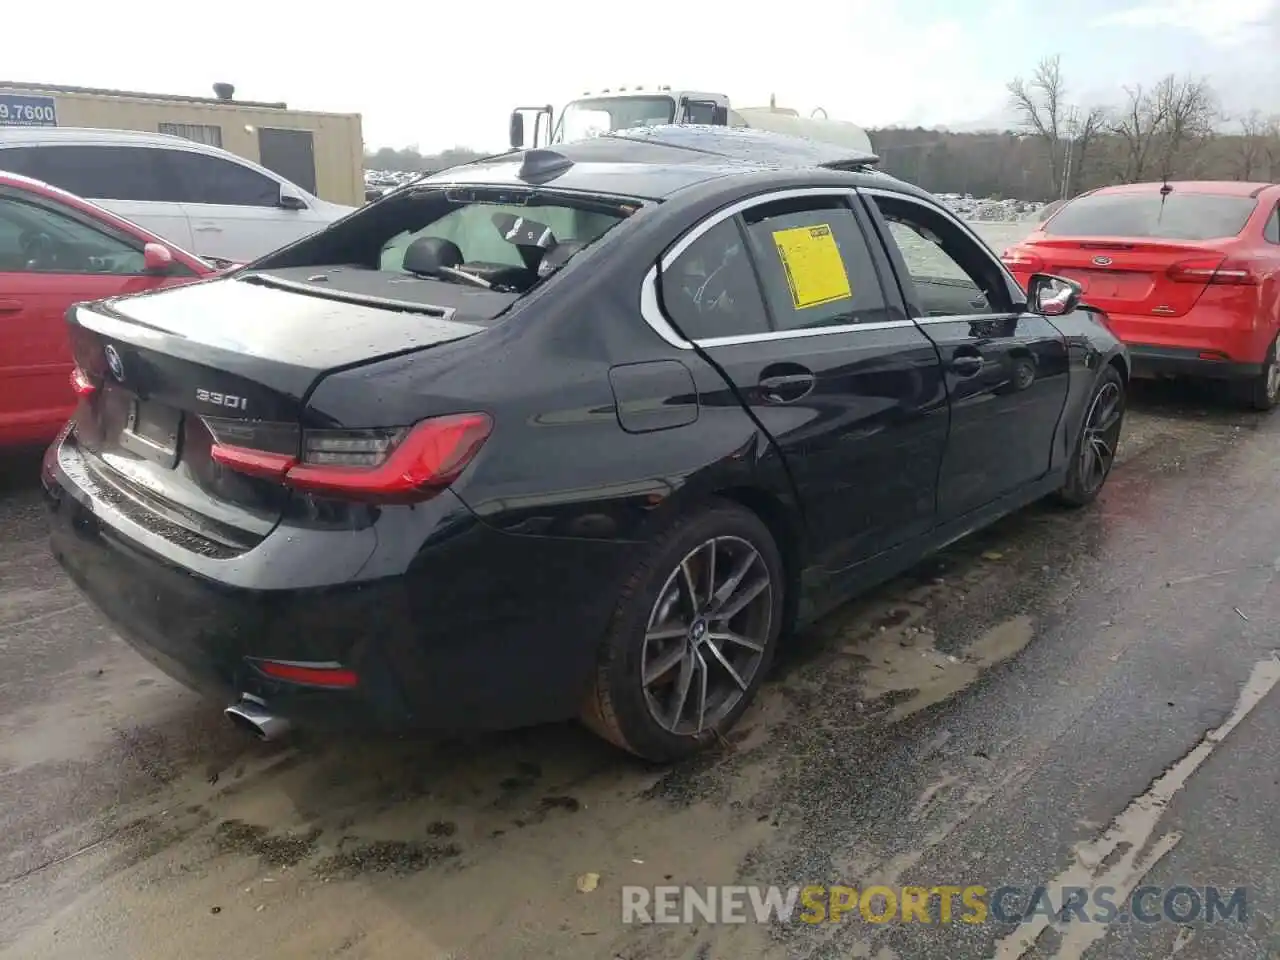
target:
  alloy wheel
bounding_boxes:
[1080,380,1124,495]
[641,536,774,736]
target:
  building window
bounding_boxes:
[159,122,223,148]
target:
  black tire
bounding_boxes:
[1053,364,1126,508]
[581,500,786,762]
[1233,333,1279,412]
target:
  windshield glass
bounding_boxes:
[557,96,675,142]
[251,185,632,301]
[1044,192,1258,241]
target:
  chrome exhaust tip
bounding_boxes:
[224,697,291,741]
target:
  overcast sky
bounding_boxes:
[7,0,1279,153]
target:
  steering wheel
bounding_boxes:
[19,230,57,269]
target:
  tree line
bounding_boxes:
[365,56,1280,201]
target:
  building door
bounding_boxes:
[257,128,317,195]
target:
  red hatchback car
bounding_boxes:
[0,171,218,448]
[1003,181,1280,410]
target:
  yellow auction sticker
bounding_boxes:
[771,224,852,310]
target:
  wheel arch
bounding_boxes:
[1107,350,1130,385]
[707,485,805,637]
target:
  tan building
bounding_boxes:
[0,81,364,205]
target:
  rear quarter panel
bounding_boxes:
[1047,306,1128,469]
[305,246,799,549]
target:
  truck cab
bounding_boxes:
[510,88,729,149]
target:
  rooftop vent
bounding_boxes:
[212,82,235,100]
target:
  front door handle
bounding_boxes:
[759,370,816,403]
[0,299,23,314]
[949,355,984,377]
[193,224,223,233]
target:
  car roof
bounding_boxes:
[0,126,313,195]
[1087,180,1277,198]
[0,125,206,150]
[0,168,214,269]
[420,124,899,202]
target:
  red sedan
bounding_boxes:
[1002,181,1280,410]
[0,171,218,448]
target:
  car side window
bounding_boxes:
[659,218,770,341]
[870,194,1009,317]
[158,150,282,207]
[741,197,892,331]
[1265,204,1280,245]
[0,195,146,275]
[0,145,168,202]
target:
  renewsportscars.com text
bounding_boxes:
[622,884,1248,926]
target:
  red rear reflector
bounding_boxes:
[285,412,492,503]
[256,660,359,688]
[70,366,96,396]
[1198,351,1229,361]
[1001,248,1044,273]
[210,443,296,480]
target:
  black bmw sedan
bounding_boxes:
[43,126,1128,762]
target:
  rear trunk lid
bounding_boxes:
[1024,187,1261,319]
[1025,237,1232,319]
[64,272,505,552]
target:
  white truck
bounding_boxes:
[509,88,874,155]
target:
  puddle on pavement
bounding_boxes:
[1,527,1062,960]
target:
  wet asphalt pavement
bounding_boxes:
[0,379,1277,960]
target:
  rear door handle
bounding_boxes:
[0,299,23,314]
[193,224,223,233]
[949,355,984,377]
[759,370,816,403]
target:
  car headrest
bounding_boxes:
[403,236,463,276]
[537,240,586,279]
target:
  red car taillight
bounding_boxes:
[1167,256,1260,285]
[70,365,96,396]
[1001,248,1044,273]
[210,412,493,504]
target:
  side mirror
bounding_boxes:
[142,242,174,274]
[509,111,526,150]
[1027,272,1081,317]
[278,184,308,210]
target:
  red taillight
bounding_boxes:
[1001,248,1044,273]
[1208,258,1261,285]
[1167,256,1259,285]
[209,412,493,504]
[209,444,296,481]
[70,365,96,397]
[256,660,359,688]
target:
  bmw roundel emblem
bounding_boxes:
[1092,255,1113,266]
[104,344,124,381]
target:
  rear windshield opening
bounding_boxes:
[252,185,637,300]
[1044,191,1258,242]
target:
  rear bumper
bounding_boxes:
[43,439,638,733]
[1128,344,1264,381]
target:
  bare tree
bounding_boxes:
[1228,110,1270,179]
[1067,106,1109,196]
[1008,55,1067,196]
[1152,75,1218,179]
[1263,117,1280,180]
[1111,84,1167,182]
